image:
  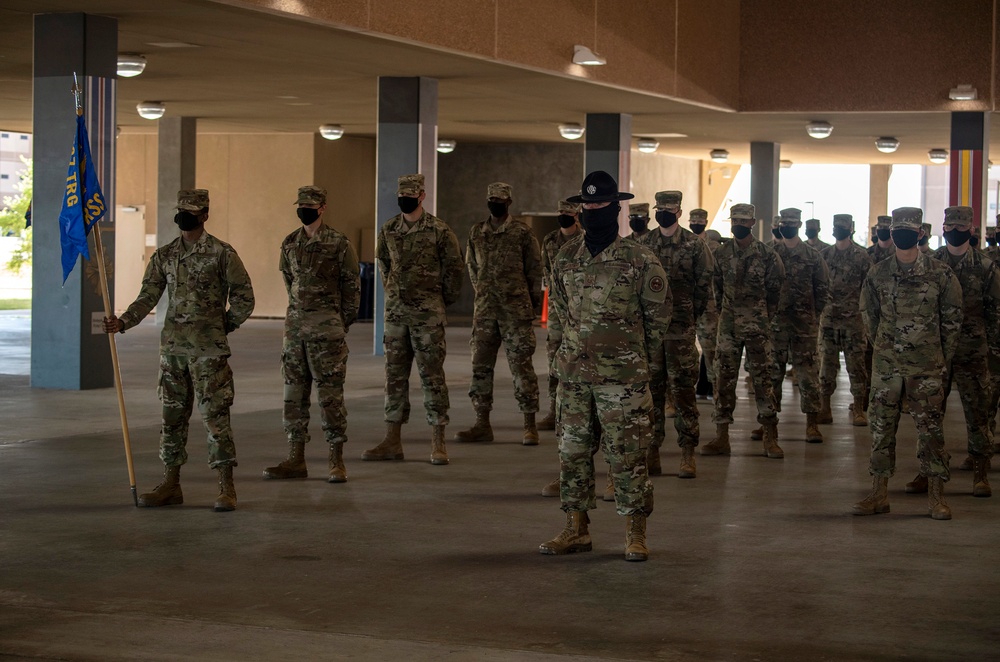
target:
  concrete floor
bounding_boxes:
[1,313,998,661]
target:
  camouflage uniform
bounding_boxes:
[118,191,255,469]
[986,225,1000,435]
[692,216,721,392]
[868,216,896,264]
[918,223,933,254]
[628,202,651,239]
[805,218,831,252]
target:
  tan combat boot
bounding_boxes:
[362,422,405,461]
[454,409,493,442]
[539,511,592,555]
[851,396,869,426]
[537,399,556,431]
[762,422,783,459]
[328,443,347,483]
[679,446,696,479]
[263,441,307,479]
[430,425,449,465]
[904,473,928,494]
[138,465,183,507]
[852,475,890,515]
[647,445,662,476]
[750,426,764,441]
[603,467,615,502]
[625,513,649,562]
[541,477,560,497]
[927,476,952,520]
[958,454,974,471]
[805,413,824,444]
[972,457,991,498]
[701,424,731,455]
[522,413,539,446]
[214,465,237,512]
[818,394,833,424]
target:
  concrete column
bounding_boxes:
[868,164,891,245]
[374,77,438,355]
[584,113,632,235]
[31,13,117,390]
[155,116,197,325]
[949,111,990,237]
[750,142,780,241]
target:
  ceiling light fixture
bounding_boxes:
[319,124,344,140]
[572,45,606,66]
[875,137,899,154]
[927,148,948,164]
[806,121,833,139]
[949,84,977,101]
[780,159,793,169]
[117,53,147,78]
[136,101,165,120]
[558,123,585,140]
[437,140,456,154]
[636,138,659,154]
[709,148,729,163]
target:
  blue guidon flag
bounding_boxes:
[59,113,107,283]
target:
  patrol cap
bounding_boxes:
[778,207,802,227]
[689,208,708,222]
[943,205,974,225]
[295,186,327,205]
[629,203,650,218]
[654,190,682,210]
[488,182,512,200]
[176,189,209,211]
[729,203,755,220]
[920,222,932,234]
[805,218,821,230]
[876,215,892,228]
[986,226,996,239]
[566,170,635,203]
[558,199,581,215]
[705,229,722,242]
[832,214,853,229]
[890,206,923,230]
[397,174,424,197]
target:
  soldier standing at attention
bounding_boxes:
[805,218,831,251]
[853,207,963,520]
[539,170,670,562]
[767,216,783,246]
[103,189,255,511]
[639,190,712,478]
[818,214,873,426]
[363,174,465,465]
[918,223,933,254]
[868,215,895,264]
[456,183,543,445]
[690,211,720,400]
[628,202,651,239]
[263,186,360,483]
[701,204,785,459]
[984,224,999,261]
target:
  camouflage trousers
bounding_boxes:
[282,336,349,446]
[469,317,539,413]
[157,353,236,469]
[819,326,869,399]
[713,331,778,425]
[384,322,449,426]
[697,309,719,385]
[649,336,700,448]
[991,374,1000,437]
[771,323,822,413]
[944,352,994,458]
[556,380,653,516]
[543,328,562,414]
[868,372,950,480]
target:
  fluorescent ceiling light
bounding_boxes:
[319,124,344,140]
[875,137,899,153]
[117,54,146,78]
[806,121,833,139]
[927,149,948,164]
[558,123,585,140]
[136,101,165,120]
[636,138,659,154]
[572,45,606,66]
[709,148,729,163]
[949,84,977,101]
[437,140,456,153]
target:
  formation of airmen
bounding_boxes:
[104,170,1000,561]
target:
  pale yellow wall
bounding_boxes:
[313,135,377,262]
[699,161,743,227]
[628,151,701,230]
[113,134,158,308]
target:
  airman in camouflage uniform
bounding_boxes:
[868,215,895,264]
[263,186,360,484]
[701,203,786,459]
[805,218,831,251]
[985,224,999,262]
[918,222,933,254]
[456,182,543,445]
[853,207,963,520]
[364,174,465,465]
[767,216,783,246]
[691,211,721,399]
[539,170,670,562]
[104,189,255,512]
[768,208,830,443]
[819,214,873,426]
[628,202,651,239]
[639,190,713,479]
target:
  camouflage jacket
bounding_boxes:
[466,216,543,321]
[542,227,582,288]
[861,253,963,377]
[773,241,830,331]
[280,223,360,341]
[549,235,671,385]
[119,232,255,356]
[931,246,1000,361]
[376,211,464,326]
[639,226,714,339]
[868,242,895,264]
[806,237,832,252]
[819,241,873,332]
[713,236,785,334]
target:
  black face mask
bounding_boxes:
[876,228,892,242]
[918,236,929,247]
[628,216,648,234]
[297,207,320,225]
[779,226,799,239]
[805,229,819,240]
[584,203,622,256]
[398,196,420,214]
[655,210,678,228]
[732,225,752,240]
[891,229,919,250]
[690,223,706,235]
[174,211,202,232]
[988,237,997,247]
[943,229,971,246]
[487,201,508,218]
[771,227,782,240]
[557,214,577,229]
[971,235,979,247]
[832,227,852,241]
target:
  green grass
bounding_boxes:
[0,299,31,310]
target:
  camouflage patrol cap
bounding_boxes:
[488,182,513,200]
[987,226,996,239]
[890,206,923,230]
[295,185,327,205]
[876,215,892,228]
[778,207,802,227]
[629,203,650,218]
[689,209,708,222]
[176,189,209,211]
[920,222,932,234]
[805,218,821,230]
[832,214,853,229]
[943,205,974,225]
[730,203,755,220]
[558,199,581,215]
[654,190,682,210]
[397,174,424,196]
[705,229,722,242]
